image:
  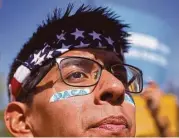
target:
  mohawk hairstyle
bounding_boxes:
[8,4,130,104]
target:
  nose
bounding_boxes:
[94,70,125,105]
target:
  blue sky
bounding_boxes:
[0,0,91,108]
[0,0,179,109]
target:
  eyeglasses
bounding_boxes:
[54,57,143,93]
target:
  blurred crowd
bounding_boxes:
[140,81,178,136]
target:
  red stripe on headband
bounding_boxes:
[10,77,22,97]
[10,65,31,100]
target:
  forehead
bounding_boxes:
[60,48,123,64]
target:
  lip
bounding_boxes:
[90,115,129,134]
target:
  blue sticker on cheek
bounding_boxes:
[124,93,135,106]
[49,88,90,103]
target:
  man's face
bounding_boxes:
[23,49,136,137]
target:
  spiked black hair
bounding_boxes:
[8,4,130,104]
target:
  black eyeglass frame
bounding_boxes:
[55,56,143,93]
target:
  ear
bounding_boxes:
[4,102,33,137]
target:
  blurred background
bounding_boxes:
[0,0,178,136]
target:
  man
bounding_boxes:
[4,4,143,137]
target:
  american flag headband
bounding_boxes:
[9,28,123,101]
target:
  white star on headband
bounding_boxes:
[42,43,50,53]
[105,36,114,45]
[46,50,53,59]
[34,54,46,65]
[71,28,84,40]
[56,32,66,44]
[74,41,89,48]
[61,43,71,49]
[31,51,41,64]
[89,31,101,40]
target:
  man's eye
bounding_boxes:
[66,72,87,80]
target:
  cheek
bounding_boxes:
[31,91,87,136]
[49,101,83,135]
[121,102,136,136]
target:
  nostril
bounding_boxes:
[100,92,125,104]
[100,92,113,101]
[116,94,125,104]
